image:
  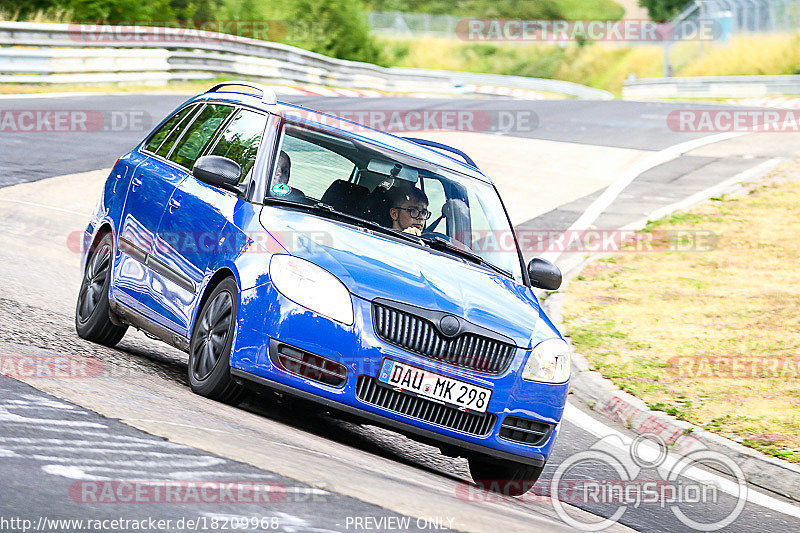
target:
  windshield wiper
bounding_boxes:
[264,198,425,246]
[420,235,513,278]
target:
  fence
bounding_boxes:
[672,0,800,34]
[0,21,613,99]
[368,12,460,37]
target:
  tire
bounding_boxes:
[468,455,545,497]
[75,232,128,346]
[188,277,247,405]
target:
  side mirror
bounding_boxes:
[193,155,242,194]
[527,258,562,290]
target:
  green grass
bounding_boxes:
[366,0,625,20]
[555,0,625,20]
[381,32,800,96]
[564,161,800,462]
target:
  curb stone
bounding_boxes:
[539,160,800,502]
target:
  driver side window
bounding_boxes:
[268,127,355,199]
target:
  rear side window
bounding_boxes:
[169,104,235,169]
[208,110,267,183]
[143,104,195,154]
[155,106,201,158]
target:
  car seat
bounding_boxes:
[320,180,370,218]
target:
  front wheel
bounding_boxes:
[188,277,247,405]
[75,232,128,346]
[468,455,545,497]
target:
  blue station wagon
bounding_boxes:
[76,81,571,496]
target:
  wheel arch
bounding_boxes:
[191,266,239,338]
[82,222,115,273]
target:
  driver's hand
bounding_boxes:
[403,227,422,236]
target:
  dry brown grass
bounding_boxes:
[563,160,800,462]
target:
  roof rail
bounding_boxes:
[207,80,277,105]
[402,137,479,170]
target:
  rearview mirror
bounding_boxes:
[527,258,562,290]
[366,159,418,181]
[193,155,242,194]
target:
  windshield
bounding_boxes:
[266,121,524,282]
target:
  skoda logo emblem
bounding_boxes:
[439,315,460,337]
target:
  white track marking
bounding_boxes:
[564,403,800,518]
[42,465,110,480]
[0,406,106,427]
[41,465,279,481]
[121,418,232,433]
[1,398,80,409]
[621,157,784,230]
[541,131,748,264]
[0,438,184,448]
[27,455,226,467]
[0,196,89,217]
[15,446,214,456]
[0,404,93,412]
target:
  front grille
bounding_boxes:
[356,376,496,436]
[373,303,516,374]
[499,416,552,446]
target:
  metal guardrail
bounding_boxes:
[0,21,613,100]
[623,75,800,98]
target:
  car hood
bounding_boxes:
[260,207,560,347]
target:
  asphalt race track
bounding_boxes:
[1,93,799,532]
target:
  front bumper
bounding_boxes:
[230,281,569,466]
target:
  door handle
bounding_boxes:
[131,176,143,190]
[168,197,181,213]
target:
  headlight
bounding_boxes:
[269,255,353,325]
[521,338,571,383]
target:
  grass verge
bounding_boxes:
[563,160,800,462]
[381,32,800,95]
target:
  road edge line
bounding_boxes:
[540,131,748,264]
[546,158,800,502]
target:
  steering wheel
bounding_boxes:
[421,231,451,242]
[422,231,473,252]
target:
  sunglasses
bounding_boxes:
[395,206,432,220]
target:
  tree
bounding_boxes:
[638,0,688,21]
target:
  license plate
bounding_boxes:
[378,359,492,413]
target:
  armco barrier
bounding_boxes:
[0,21,613,99]
[623,74,800,99]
